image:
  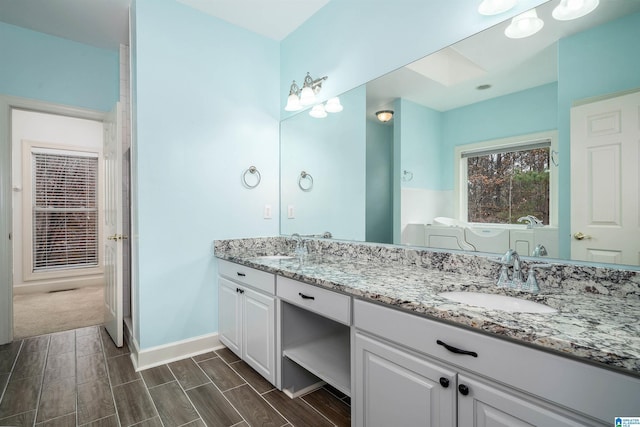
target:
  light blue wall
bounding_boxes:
[132,0,280,348]
[366,119,393,244]
[397,99,444,190]
[0,22,118,112]
[557,11,640,259]
[280,85,367,241]
[280,0,547,118]
[441,82,558,189]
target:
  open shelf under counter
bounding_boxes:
[283,329,351,397]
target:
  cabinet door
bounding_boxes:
[243,287,275,384]
[355,332,456,427]
[457,375,596,427]
[219,277,242,356]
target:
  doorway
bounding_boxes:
[0,96,131,345]
[11,109,105,338]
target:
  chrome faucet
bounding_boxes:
[531,244,548,257]
[498,249,523,288]
[517,215,544,229]
[291,233,308,256]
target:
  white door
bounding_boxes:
[354,332,456,427]
[243,287,275,384]
[104,102,124,347]
[570,90,640,265]
[457,375,593,427]
[218,277,242,356]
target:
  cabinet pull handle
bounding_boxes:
[458,384,469,395]
[298,292,315,300]
[236,288,244,294]
[236,272,246,277]
[436,340,478,358]
[439,377,450,388]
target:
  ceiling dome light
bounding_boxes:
[309,104,327,118]
[505,8,544,39]
[325,97,343,113]
[376,110,394,123]
[552,0,599,21]
[478,0,516,16]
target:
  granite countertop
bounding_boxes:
[215,249,640,377]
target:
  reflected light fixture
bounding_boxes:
[478,0,516,16]
[324,97,344,113]
[309,104,328,118]
[552,0,599,20]
[505,8,544,39]
[376,110,394,123]
[285,72,328,111]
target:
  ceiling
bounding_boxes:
[0,0,329,50]
[366,0,640,116]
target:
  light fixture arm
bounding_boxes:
[303,72,328,94]
[288,80,300,97]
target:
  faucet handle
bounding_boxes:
[522,263,553,293]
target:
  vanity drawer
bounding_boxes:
[218,259,275,295]
[277,277,351,325]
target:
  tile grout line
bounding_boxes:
[191,354,251,426]
[138,360,170,427]
[166,360,217,427]
[0,340,23,406]
[31,336,51,427]
[99,327,124,427]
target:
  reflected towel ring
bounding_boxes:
[298,171,314,191]
[242,166,261,189]
[402,170,413,182]
[551,150,559,167]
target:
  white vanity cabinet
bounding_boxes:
[218,259,276,385]
[353,299,639,426]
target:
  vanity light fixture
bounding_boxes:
[285,72,328,111]
[285,80,302,111]
[505,8,544,39]
[478,0,516,16]
[376,110,394,123]
[552,0,599,21]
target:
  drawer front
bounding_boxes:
[218,259,275,295]
[277,277,351,325]
[353,298,640,424]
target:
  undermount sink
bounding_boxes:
[256,255,295,260]
[439,291,557,314]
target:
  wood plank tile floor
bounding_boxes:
[0,326,351,427]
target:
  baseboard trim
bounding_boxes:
[283,381,325,399]
[130,332,223,371]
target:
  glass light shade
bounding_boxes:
[325,97,343,113]
[478,0,516,16]
[285,94,303,112]
[309,104,327,118]
[505,9,544,39]
[376,110,394,122]
[552,0,599,20]
[299,86,316,106]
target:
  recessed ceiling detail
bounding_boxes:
[176,0,330,40]
[405,47,487,88]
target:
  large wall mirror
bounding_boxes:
[280,0,640,268]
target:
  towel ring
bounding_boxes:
[242,166,261,189]
[298,171,314,191]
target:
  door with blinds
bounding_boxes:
[104,103,124,347]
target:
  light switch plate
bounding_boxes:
[264,204,272,219]
[288,205,295,219]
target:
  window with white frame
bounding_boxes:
[31,149,99,272]
[455,132,558,226]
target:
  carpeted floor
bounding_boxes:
[13,285,104,339]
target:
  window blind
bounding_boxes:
[461,139,551,158]
[32,152,99,271]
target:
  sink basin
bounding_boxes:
[439,291,556,314]
[256,255,295,260]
